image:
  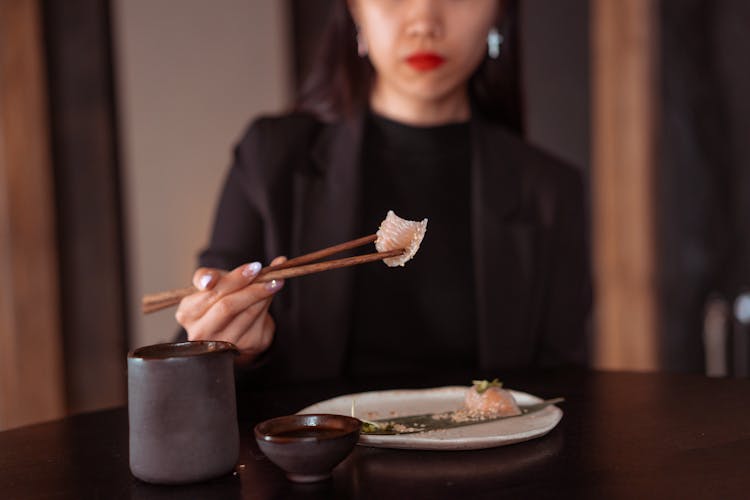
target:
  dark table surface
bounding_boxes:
[2,369,750,500]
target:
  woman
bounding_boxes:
[176,0,591,382]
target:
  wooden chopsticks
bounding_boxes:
[141,234,402,314]
[257,234,377,272]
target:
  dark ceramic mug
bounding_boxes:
[128,341,239,484]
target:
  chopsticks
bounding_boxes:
[141,234,402,314]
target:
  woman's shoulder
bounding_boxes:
[480,120,585,198]
[231,111,327,179]
[494,123,581,178]
[238,110,325,150]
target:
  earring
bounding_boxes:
[487,27,504,59]
[356,27,368,57]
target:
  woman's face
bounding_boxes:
[350,0,499,106]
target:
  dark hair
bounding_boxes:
[295,0,524,135]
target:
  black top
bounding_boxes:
[192,111,590,382]
[348,113,476,376]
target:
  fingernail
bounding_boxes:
[242,262,262,278]
[198,274,213,290]
[265,279,284,292]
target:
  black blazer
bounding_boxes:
[199,111,591,382]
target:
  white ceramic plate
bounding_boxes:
[298,386,563,450]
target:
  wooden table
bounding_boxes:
[1,369,750,499]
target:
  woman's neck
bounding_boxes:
[369,81,470,126]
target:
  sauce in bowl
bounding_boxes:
[254,413,361,482]
[269,425,351,439]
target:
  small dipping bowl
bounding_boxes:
[254,414,361,483]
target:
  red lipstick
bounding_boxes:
[405,52,445,71]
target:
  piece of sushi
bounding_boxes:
[375,210,428,267]
[464,379,522,417]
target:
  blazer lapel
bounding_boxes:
[471,117,538,370]
[286,114,365,379]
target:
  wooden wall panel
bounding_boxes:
[42,0,127,415]
[591,0,660,370]
[0,0,65,429]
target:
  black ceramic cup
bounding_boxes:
[128,341,239,484]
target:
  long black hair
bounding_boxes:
[295,0,524,135]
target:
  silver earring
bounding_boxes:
[487,27,503,59]
[356,28,368,57]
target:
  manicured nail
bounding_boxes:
[242,262,262,278]
[265,279,284,292]
[198,274,213,290]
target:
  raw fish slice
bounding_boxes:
[464,379,521,417]
[375,210,428,267]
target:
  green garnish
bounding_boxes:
[471,378,502,394]
[352,398,392,434]
[361,420,392,434]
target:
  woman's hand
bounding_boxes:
[175,256,286,364]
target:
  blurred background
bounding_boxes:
[0,0,748,429]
